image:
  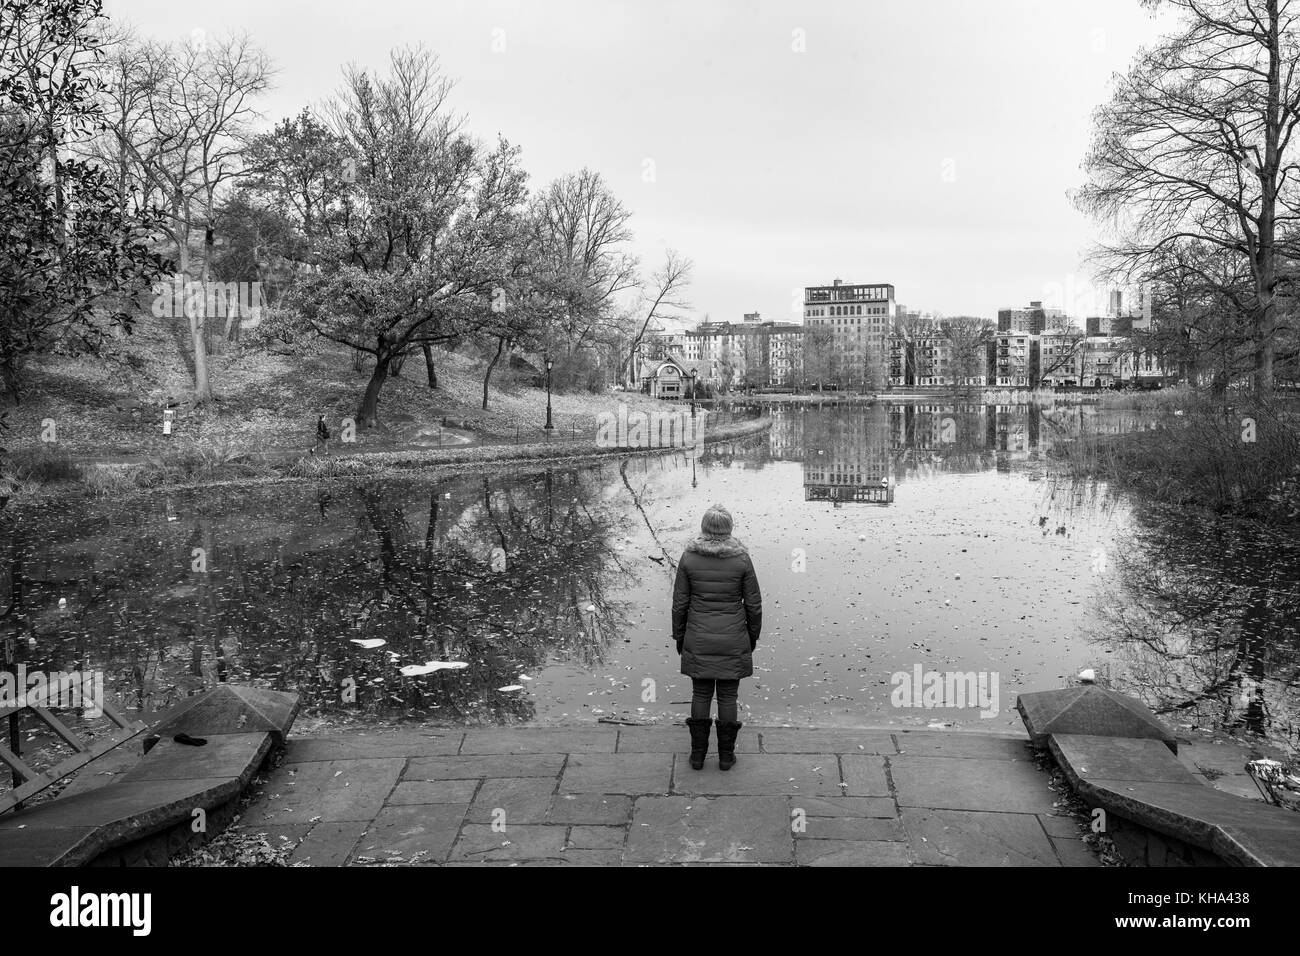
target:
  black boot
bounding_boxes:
[685,718,712,770]
[716,720,742,771]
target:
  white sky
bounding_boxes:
[104,0,1174,327]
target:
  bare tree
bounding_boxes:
[1076,0,1300,395]
[91,31,273,402]
[532,168,639,357]
[939,316,996,388]
[621,249,691,386]
[1037,325,1085,386]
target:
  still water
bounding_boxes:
[4,402,1297,752]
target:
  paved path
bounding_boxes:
[233,726,1102,866]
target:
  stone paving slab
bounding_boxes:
[449,823,568,862]
[568,825,629,850]
[460,729,616,754]
[387,779,480,805]
[285,733,464,763]
[353,804,466,863]
[760,729,897,754]
[902,808,1060,866]
[240,757,404,825]
[548,793,634,825]
[468,778,557,824]
[404,753,565,779]
[787,795,897,818]
[840,755,891,797]
[1050,836,1104,867]
[891,755,1056,813]
[796,839,912,866]
[671,754,845,796]
[795,816,905,842]
[1037,812,1087,839]
[287,821,368,866]
[560,753,673,794]
[625,795,793,864]
[893,731,1034,760]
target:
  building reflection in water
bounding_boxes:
[767,401,1083,505]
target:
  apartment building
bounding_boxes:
[998,300,1065,334]
[804,279,894,388]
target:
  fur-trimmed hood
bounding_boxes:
[684,535,749,558]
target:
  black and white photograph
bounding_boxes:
[0,0,1295,934]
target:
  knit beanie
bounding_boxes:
[701,504,733,538]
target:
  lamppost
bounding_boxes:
[689,370,697,418]
[544,354,554,433]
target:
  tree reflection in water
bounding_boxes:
[1092,505,1300,752]
[1,470,637,731]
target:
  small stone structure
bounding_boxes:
[0,684,299,866]
[1018,687,1300,866]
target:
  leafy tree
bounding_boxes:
[0,0,165,401]
[282,47,531,427]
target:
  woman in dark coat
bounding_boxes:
[672,504,762,770]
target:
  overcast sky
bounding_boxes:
[104,0,1174,328]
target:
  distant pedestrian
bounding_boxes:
[312,414,330,455]
[672,504,763,771]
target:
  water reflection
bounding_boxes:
[2,401,1296,753]
[1094,506,1300,747]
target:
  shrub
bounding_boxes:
[1056,393,1300,519]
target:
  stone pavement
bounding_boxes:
[233,726,1102,866]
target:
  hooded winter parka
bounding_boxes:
[671,535,763,680]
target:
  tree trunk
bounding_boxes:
[357,352,390,427]
[1256,0,1281,398]
[423,343,438,388]
[180,227,213,404]
[482,337,506,410]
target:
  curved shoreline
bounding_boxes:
[8,414,773,505]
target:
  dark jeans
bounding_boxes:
[691,678,739,723]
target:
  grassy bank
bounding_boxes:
[1052,390,1300,522]
[1,314,670,455]
[0,313,696,502]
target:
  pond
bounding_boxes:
[3,401,1297,755]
